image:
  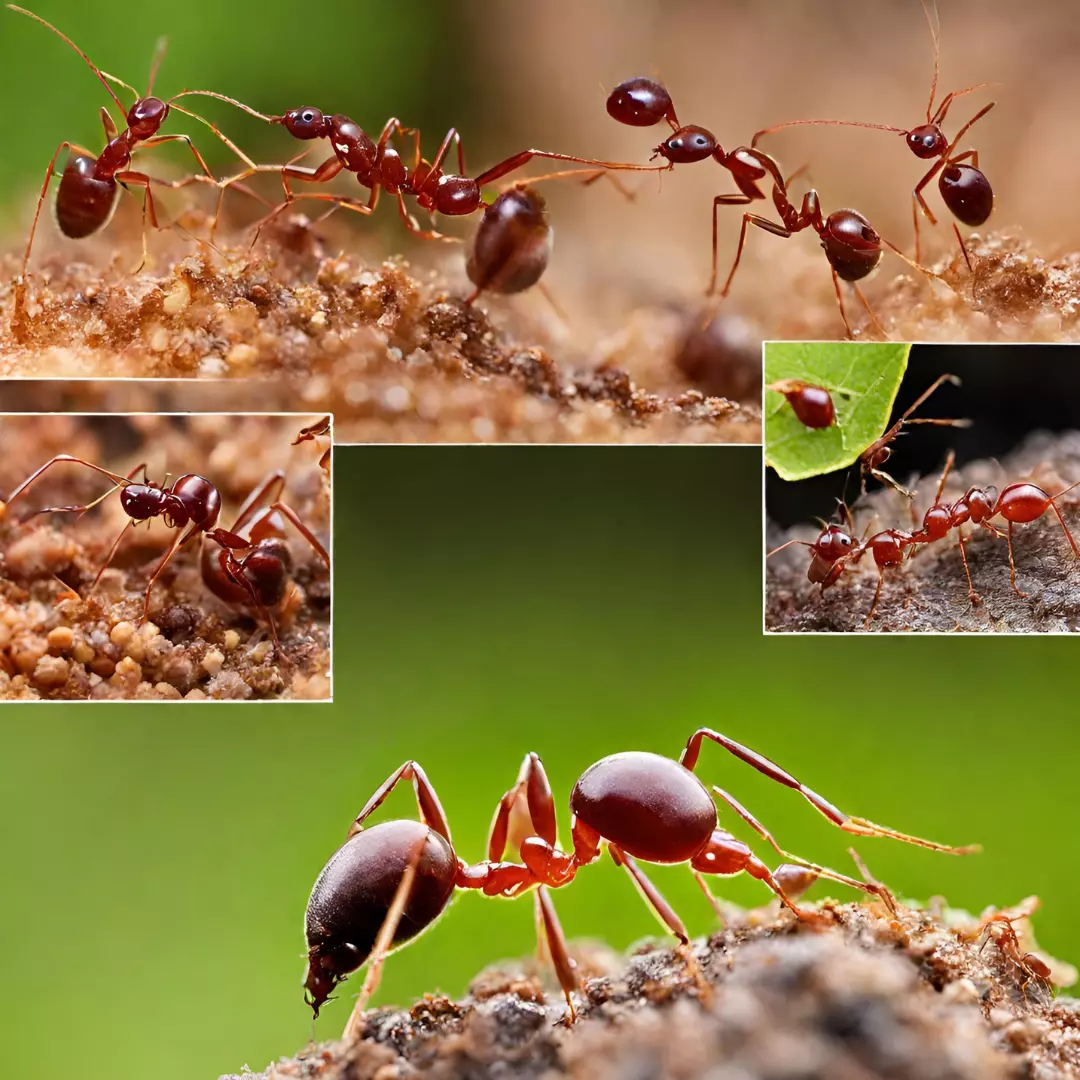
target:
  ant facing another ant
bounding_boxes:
[751,0,994,268]
[0,417,330,652]
[304,730,976,1028]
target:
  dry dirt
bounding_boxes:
[220,896,1080,1080]
[766,430,1080,633]
[0,413,331,700]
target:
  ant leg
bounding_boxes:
[113,171,163,273]
[18,141,82,283]
[719,213,791,299]
[209,541,283,653]
[709,785,899,915]
[140,521,201,623]
[265,501,330,566]
[341,836,424,1041]
[830,270,855,340]
[690,869,727,921]
[707,194,754,295]
[930,84,995,128]
[1006,521,1029,599]
[1047,493,1080,559]
[680,728,979,854]
[852,284,888,341]
[2,455,133,516]
[346,760,452,843]
[164,101,265,170]
[864,567,887,630]
[487,752,557,859]
[87,519,136,596]
[394,191,455,242]
[498,168,636,201]
[608,844,689,944]
[536,885,578,1022]
[956,531,982,604]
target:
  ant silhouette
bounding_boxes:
[751,0,995,268]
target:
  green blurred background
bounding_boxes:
[1,446,1077,1080]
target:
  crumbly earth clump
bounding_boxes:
[767,431,1080,634]
[0,414,330,700]
[220,897,1080,1079]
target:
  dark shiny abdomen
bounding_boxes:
[939,164,993,227]
[55,155,117,239]
[305,820,457,977]
[570,751,716,864]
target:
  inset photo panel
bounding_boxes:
[0,412,332,699]
[765,343,1080,633]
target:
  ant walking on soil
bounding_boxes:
[751,0,994,268]
[605,77,930,338]
[1,441,329,648]
[7,5,262,328]
[305,733,976,1028]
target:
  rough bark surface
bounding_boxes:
[766,431,1080,634]
[221,898,1080,1080]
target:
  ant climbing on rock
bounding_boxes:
[606,76,929,338]
[7,4,261,328]
[751,0,994,267]
[306,734,975,1027]
[860,373,970,497]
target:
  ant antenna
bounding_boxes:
[920,0,942,123]
[170,88,272,123]
[146,34,168,97]
[6,5,127,116]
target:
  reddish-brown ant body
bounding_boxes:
[200,470,330,649]
[307,734,975,1026]
[767,381,836,429]
[860,373,970,497]
[605,76,922,337]
[751,1,994,266]
[465,187,553,304]
[7,5,259,312]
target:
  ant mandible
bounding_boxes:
[7,6,262,329]
[1,455,222,622]
[606,77,925,338]
[751,0,995,267]
[200,469,330,652]
[860,373,971,497]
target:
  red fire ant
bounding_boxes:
[767,381,836,429]
[860,373,970,497]
[605,76,929,338]
[306,733,975,1026]
[291,415,332,474]
[751,0,994,267]
[200,469,330,651]
[7,4,261,320]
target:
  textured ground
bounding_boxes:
[0,414,331,700]
[766,431,1080,634]
[220,896,1080,1080]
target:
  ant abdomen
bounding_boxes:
[819,210,883,281]
[997,483,1051,524]
[939,163,993,227]
[55,154,117,239]
[467,187,552,297]
[570,751,716,864]
[304,819,458,1015]
[606,77,677,128]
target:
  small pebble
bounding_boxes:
[47,626,75,653]
[201,648,225,676]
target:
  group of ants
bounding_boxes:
[0,415,330,656]
[6,1,994,340]
[303,736,1049,1039]
[768,374,1080,628]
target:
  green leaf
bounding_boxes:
[765,342,913,482]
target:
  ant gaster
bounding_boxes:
[767,381,836,429]
[751,0,995,267]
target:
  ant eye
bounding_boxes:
[303,112,314,122]
[923,135,936,147]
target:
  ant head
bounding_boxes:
[278,107,330,140]
[127,97,168,139]
[819,209,882,282]
[656,125,718,165]
[606,77,678,128]
[814,523,857,562]
[906,123,947,159]
[120,483,168,521]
